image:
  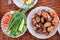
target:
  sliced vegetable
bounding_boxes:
[1,24,8,28]
[19,17,25,32]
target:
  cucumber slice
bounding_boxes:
[10,11,14,14]
[19,18,25,32]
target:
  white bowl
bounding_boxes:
[1,11,27,38]
[58,20,60,34]
[13,0,38,9]
[27,6,59,39]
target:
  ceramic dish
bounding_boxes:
[27,6,59,39]
[58,20,60,34]
[13,0,38,9]
[1,11,27,38]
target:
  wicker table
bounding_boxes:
[0,0,60,40]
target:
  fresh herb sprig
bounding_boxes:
[7,7,29,36]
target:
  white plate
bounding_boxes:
[13,0,38,9]
[58,20,60,34]
[1,11,27,38]
[27,6,59,39]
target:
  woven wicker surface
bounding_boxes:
[0,0,60,40]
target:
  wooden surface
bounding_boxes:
[0,0,60,40]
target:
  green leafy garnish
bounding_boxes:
[6,7,29,36]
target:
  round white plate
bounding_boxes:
[58,20,60,34]
[13,0,38,9]
[1,11,27,38]
[27,6,59,39]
